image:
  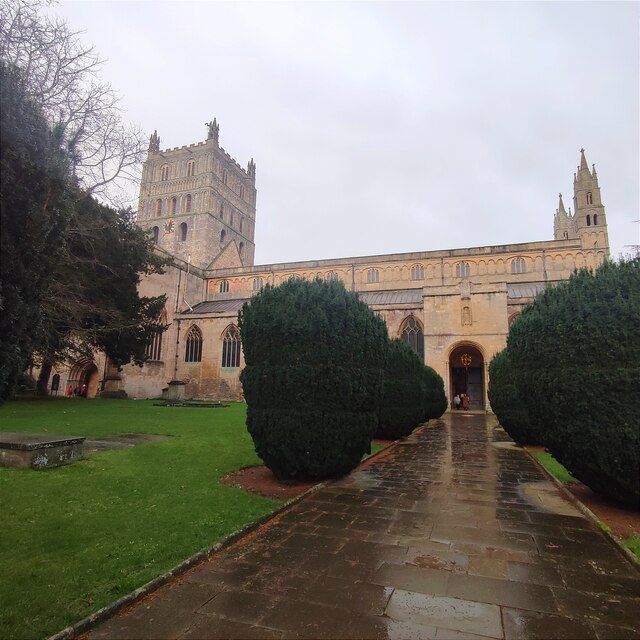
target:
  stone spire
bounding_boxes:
[148,130,160,152]
[557,193,567,215]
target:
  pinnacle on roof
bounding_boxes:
[558,193,567,215]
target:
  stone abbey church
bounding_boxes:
[60,121,610,411]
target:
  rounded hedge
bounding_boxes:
[239,278,388,480]
[488,349,537,445]
[376,338,425,439]
[505,259,640,506]
[421,365,447,421]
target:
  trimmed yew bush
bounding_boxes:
[421,365,447,421]
[377,338,424,439]
[506,259,640,506]
[488,349,538,445]
[239,278,388,480]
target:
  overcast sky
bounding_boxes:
[53,1,639,265]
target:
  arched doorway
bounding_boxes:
[449,344,485,410]
[68,359,100,398]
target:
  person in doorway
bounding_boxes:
[81,383,87,398]
[66,385,73,397]
[461,393,470,410]
[453,394,461,410]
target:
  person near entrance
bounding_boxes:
[461,393,470,410]
[453,394,461,410]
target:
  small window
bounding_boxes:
[593,214,598,225]
[511,257,526,274]
[221,326,241,368]
[152,226,159,243]
[586,192,593,204]
[367,269,379,284]
[219,280,229,293]
[410,264,424,281]
[563,231,569,239]
[155,199,162,216]
[161,165,169,181]
[170,197,177,215]
[187,160,195,177]
[185,194,192,213]
[252,277,264,291]
[586,215,591,226]
[179,222,187,242]
[219,203,224,220]
[220,229,226,242]
[184,325,202,362]
[239,242,244,256]
[456,261,471,278]
[325,271,339,282]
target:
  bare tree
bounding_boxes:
[0,0,145,205]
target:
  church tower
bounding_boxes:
[135,120,257,270]
[553,192,576,240]
[572,149,609,252]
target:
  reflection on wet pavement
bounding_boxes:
[88,413,639,639]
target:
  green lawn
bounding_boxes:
[0,399,284,639]
[528,450,579,485]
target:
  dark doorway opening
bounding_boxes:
[450,344,484,410]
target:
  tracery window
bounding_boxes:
[252,277,264,291]
[410,264,424,280]
[456,261,471,278]
[145,309,167,361]
[152,226,159,243]
[367,268,379,283]
[219,280,230,293]
[325,271,339,282]
[185,194,192,213]
[221,325,241,368]
[511,257,526,274]
[184,325,202,362]
[401,316,424,360]
[187,160,195,177]
[179,223,188,242]
[160,165,169,181]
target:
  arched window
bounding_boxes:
[51,373,60,392]
[179,223,187,242]
[240,185,245,199]
[152,226,159,243]
[185,194,192,213]
[367,269,379,284]
[593,214,598,225]
[219,203,224,220]
[252,277,264,291]
[586,192,593,204]
[511,257,526,274]
[184,325,202,362]
[155,199,162,216]
[160,165,169,181]
[401,316,424,360]
[221,325,241,368]
[170,197,177,215]
[187,160,195,177]
[563,231,569,239]
[586,215,591,226]
[456,261,471,278]
[219,280,229,293]
[239,242,244,256]
[410,264,424,281]
[220,229,226,242]
[325,271,339,282]
[145,309,167,361]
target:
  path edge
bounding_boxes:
[47,432,406,640]
[523,447,640,571]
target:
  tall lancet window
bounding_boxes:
[401,316,424,360]
[184,325,203,362]
[221,326,241,368]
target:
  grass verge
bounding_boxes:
[621,534,640,559]
[528,450,579,485]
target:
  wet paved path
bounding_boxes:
[88,414,640,639]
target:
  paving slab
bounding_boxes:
[85,413,640,640]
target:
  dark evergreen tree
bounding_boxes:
[0,63,69,401]
[488,349,537,445]
[377,338,424,439]
[239,278,388,480]
[421,365,448,421]
[506,259,640,506]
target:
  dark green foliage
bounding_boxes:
[505,259,640,506]
[0,63,69,401]
[421,366,448,421]
[377,338,425,439]
[239,278,388,480]
[488,349,537,445]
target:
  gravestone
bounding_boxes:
[0,432,86,469]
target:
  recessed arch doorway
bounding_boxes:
[449,343,485,410]
[68,358,100,398]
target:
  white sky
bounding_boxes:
[54,0,639,265]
